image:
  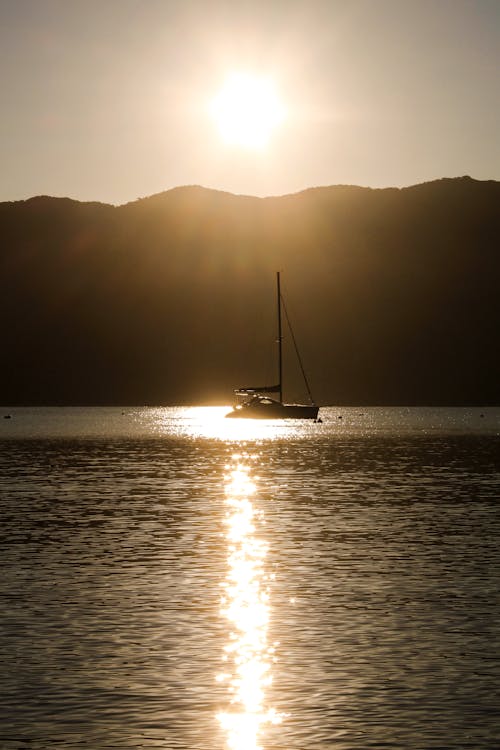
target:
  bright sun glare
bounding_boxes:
[211,73,285,150]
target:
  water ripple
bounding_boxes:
[0,408,499,748]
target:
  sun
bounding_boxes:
[210,73,285,150]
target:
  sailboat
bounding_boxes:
[225,272,319,419]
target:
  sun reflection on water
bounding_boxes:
[217,456,283,750]
[187,407,293,441]
[143,406,318,442]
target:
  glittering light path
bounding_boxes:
[217,456,283,750]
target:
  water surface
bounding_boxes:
[1,407,499,749]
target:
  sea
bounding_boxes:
[1,406,499,750]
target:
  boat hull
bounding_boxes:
[226,402,319,420]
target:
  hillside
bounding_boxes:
[1,176,499,405]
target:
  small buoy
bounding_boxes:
[480,413,485,418]
[3,414,12,419]
[338,415,343,419]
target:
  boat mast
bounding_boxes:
[277,271,283,403]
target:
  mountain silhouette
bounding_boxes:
[1,176,499,405]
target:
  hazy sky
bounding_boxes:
[1,0,499,204]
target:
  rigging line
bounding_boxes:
[280,293,316,405]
